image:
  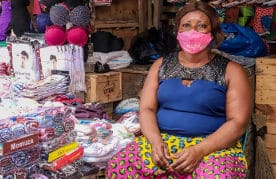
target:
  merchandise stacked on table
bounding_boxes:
[14,71,70,101]
[14,106,85,178]
[0,118,40,178]
[75,116,135,169]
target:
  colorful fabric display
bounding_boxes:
[52,94,83,106]
[253,6,274,34]
[2,167,28,179]
[238,6,254,26]
[267,8,276,41]
[39,131,77,152]
[0,146,40,175]
[14,106,77,143]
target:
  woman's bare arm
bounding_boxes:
[139,58,163,145]
[195,61,253,156]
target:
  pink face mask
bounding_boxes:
[177,30,213,54]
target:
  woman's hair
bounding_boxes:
[175,0,224,48]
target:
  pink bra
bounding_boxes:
[45,25,89,46]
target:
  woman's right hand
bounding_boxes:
[151,141,171,169]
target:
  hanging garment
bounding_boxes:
[0,0,12,41]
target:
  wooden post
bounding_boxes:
[148,0,153,28]
[138,0,149,32]
[153,0,163,29]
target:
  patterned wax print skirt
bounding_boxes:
[105,133,247,179]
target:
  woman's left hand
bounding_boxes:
[170,145,204,174]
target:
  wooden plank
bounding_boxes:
[256,56,276,76]
[148,0,153,28]
[272,164,276,173]
[265,134,276,149]
[256,75,276,91]
[115,67,149,74]
[138,0,148,32]
[266,148,276,164]
[255,89,276,105]
[267,121,276,134]
[95,0,139,22]
[95,21,139,29]
[153,0,163,29]
[163,6,180,13]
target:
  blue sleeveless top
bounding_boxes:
[157,52,230,137]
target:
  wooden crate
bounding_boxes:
[256,56,276,177]
[115,65,149,99]
[85,72,122,103]
[102,102,114,120]
[255,56,276,105]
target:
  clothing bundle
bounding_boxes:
[0,115,41,178]
[116,111,141,136]
[15,74,70,101]
[0,0,11,41]
[74,103,109,120]
[91,51,133,70]
[0,97,41,120]
[75,120,134,166]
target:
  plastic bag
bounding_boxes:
[218,23,267,57]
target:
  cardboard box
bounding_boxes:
[85,72,122,103]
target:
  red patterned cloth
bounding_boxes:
[253,6,274,34]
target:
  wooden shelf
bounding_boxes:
[162,6,180,13]
[95,20,139,29]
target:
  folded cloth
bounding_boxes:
[74,103,108,119]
